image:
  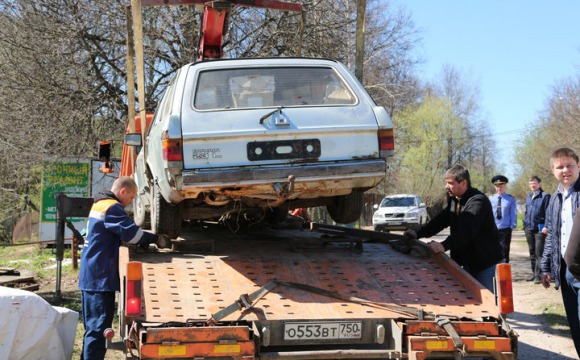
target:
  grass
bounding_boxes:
[535,301,570,332]
[0,243,84,358]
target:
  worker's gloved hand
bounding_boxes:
[156,234,172,249]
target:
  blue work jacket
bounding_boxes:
[78,192,157,292]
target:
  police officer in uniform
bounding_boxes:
[489,175,517,263]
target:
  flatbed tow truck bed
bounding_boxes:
[117,223,517,359]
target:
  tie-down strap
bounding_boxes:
[207,280,430,324]
[435,316,466,355]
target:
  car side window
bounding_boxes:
[148,76,177,135]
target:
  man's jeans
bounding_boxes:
[524,228,545,278]
[466,262,502,293]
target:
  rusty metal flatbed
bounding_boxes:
[130,226,496,323]
[117,223,516,359]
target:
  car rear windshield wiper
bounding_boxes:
[259,106,285,124]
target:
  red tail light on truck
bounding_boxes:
[126,261,143,317]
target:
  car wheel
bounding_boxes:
[327,190,363,224]
[133,193,150,229]
[151,184,182,239]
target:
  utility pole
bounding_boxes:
[355,0,366,82]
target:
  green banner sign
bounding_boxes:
[41,161,90,222]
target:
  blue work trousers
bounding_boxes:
[561,263,580,358]
[81,290,115,360]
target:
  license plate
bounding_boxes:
[158,345,186,356]
[284,321,362,340]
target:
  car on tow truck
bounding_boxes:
[372,194,429,232]
[131,57,394,238]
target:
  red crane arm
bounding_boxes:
[139,0,302,60]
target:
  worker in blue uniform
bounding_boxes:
[489,175,517,263]
[78,176,170,360]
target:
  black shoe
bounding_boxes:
[526,275,535,281]
[533,277,541,284]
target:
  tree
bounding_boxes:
[513,75,580,195]
[0,0,423,221]
[393,96,466,206]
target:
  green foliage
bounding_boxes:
[512,75,580,194]
[393,96,470,206]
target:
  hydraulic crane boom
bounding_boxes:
[140,0,302,60]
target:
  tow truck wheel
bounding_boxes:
[326,190,363,224]
[133,193,150,229]
[151,184,182,239]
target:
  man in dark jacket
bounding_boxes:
[523,175,550,283]
[404,164,504,292]
[540,147,580,358]
[79,176,169,360]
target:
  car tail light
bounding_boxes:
[126,261,143,317]
[496,263,514,314]
[378,128,394,157]
[161,131,183,162]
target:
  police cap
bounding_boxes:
[491,175,509,185]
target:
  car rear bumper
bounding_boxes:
[177,159,386,199]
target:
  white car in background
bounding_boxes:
[372,194,428,232]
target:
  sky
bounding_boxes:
[391,1,580,180]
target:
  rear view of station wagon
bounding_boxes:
[131,58,394,237]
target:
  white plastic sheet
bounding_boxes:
[0,286,78,360]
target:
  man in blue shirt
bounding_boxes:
[79,176,170,360]
[489,175,517,263]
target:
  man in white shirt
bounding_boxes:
[540,147,580,358]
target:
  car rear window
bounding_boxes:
[193,67,355,110]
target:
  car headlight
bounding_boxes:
[405,211,419,219]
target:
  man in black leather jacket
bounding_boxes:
[404,164,504,292]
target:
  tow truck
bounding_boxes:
[95,1,519,358]
[115,222,517,359]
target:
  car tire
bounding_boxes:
[133,193,150,229]
[151,184,182,239]
[327,190,363,224]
